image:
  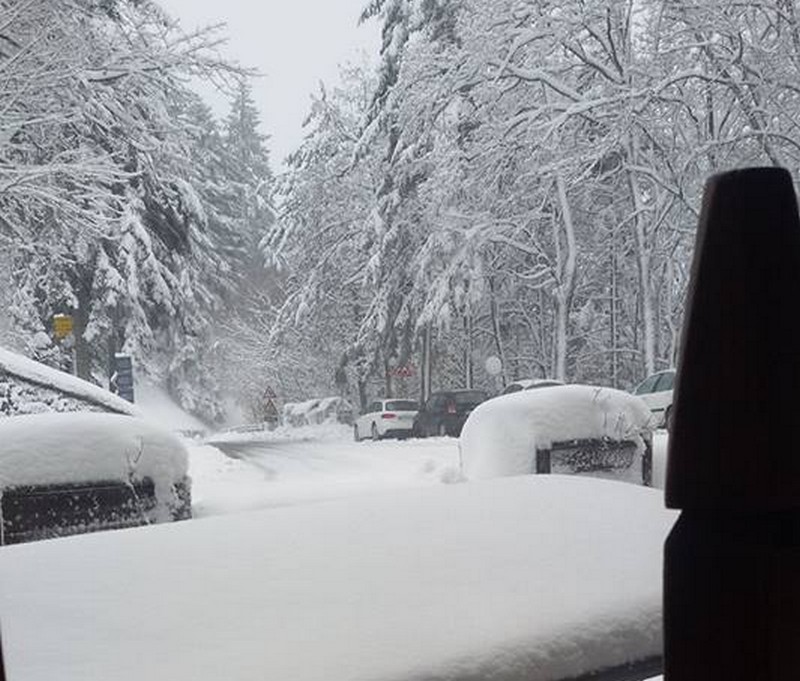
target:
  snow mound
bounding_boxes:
[460,384,654,480]
[0,413,189,503]
[0,475,676,681]
[0,346,138,416]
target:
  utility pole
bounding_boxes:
[664,168,800,680]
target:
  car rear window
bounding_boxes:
[655,372,675,392]
[386,400,418,411]
[454,391,487,404]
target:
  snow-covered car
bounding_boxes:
[460,384,654,485]
[307,396,354,426]
[0,475,676,681]
[284,397,354,427]
[501,378,564,395]
[413,389,488,437]
[633,370,675,430]
[354,398,419,440]
[0,412,191,544]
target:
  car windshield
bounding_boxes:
[0,0,785,679]
[386,400,418,412]
[453,391,486,405]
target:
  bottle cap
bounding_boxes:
[666,167,800,510]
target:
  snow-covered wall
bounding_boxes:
[0,347,138,418]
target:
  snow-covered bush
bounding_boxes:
[0,346,137,418]
[460,385,654,482]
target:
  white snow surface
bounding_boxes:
[0,412,188,491]
[135,381,207,434]
[0,346,138,416]
[205,421,352,446]
[460,385,654,480]
[190,433,461,516]
[0,475,676,681]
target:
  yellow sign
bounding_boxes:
[53,314,74,340]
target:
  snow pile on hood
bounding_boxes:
[0,413,188,500]
[460,384,654,480]
[0,475,675,681]
[0,346,138,416]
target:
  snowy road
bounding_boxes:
[190,428,462,517]
[190,425,669,518]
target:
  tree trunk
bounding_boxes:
[627,137,656,377]
[553,172,577,382]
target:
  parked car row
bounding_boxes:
[355,368,673,443]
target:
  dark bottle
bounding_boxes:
[665,168,800,680]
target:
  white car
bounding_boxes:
[633,370,675,430]
[354,398,419,441]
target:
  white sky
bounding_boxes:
[158,0,380,168]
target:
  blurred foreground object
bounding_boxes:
[665,167,800,680]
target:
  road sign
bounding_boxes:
[264,399,279,420]
[110,353,134,403]
[264,385,277,399]
[392,365,414,378]
[53,314,73,341]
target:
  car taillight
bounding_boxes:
[447,403,457,414]
[381,413,397,419]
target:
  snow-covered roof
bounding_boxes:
[461,384,654,480]
[0,346,139,417]
[0,412,188,491]
[293,398,321,414]
[0,475,675,681]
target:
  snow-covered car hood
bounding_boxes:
[0,475,675,681]
[0,412,188,490]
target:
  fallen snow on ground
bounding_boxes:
[204,421,352,445]
[0,412,187,490]
[189,433,461,516]
[0,475,677,681]
[460,385,653,481]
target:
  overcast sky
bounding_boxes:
[158,0,380,168]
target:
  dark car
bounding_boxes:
[412,389,488,437]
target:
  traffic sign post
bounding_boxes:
[109,353,135,403]
[52,314,73,341]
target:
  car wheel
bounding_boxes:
[371,423,380,441]
[353,425,360,442]
[438,423,447,437]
